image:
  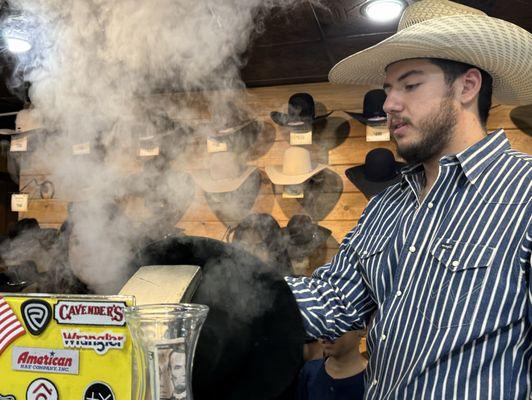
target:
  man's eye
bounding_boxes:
[405,83,420,91]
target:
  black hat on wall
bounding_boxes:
[282,215,331,260]
[344,89,387,126]
[270,93,332,127]
[346,148,406,199]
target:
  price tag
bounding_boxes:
[11,193,29,212]
[73,142,91,154]
[366,124,390,142]
[207,137,228,153]
[289,131,312,146]
[282,184,304,199]
[10,136,28,152]
[139,146,160,157]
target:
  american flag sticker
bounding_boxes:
[0,296,26,356]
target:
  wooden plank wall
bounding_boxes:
[17,82,532,274]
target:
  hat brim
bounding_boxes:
[510,105,532,136]
[265,164,327,185]
[345,163,405,198]
[282,225,332,259]
[344,111,388,126]
[128,236,305,400]
[0,129,16,136]
[270,111,333,127]
[192,166,257,193]
[329,15,532,105]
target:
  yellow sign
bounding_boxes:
[0,293,134,399]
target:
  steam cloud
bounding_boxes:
[3,0,315,293]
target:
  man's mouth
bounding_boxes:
[390,120,409,136]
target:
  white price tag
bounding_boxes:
[11,193,29,212]
[207,137,228,153]
[366,124,390,142]
[282,184,304,199]
[73,142,91,155]
[290,131,312,146]
[10,136,28,152]
[139,146,160,157]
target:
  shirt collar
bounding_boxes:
[399,129,510,187]
[456,129,510,184]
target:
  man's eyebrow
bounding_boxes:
[383,70,425,89]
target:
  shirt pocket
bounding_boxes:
[417,238,494,330]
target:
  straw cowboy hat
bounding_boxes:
[265,146,327,185]
[329,0,532,105]
[192,151,257,193]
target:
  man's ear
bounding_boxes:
[459,68,483,105]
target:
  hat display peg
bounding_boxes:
[345,148,406,200]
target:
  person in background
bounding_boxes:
[297,330,367,400]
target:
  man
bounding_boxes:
[297,330,367,400]
[285,0,531,398]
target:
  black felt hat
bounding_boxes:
[344,89,387,126]
[129,235,305,400]
[345,148,406,199]
[281,215,331,260]
[270,93,332,127]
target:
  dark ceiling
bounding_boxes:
[0,0,531,123]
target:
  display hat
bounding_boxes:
[281,215,331,260]
[265,146,326,185]
[344,89,387,125]
[270,93,332,127]
[345,148,406,199]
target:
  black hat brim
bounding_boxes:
[129,235,305,400]
[281,225,332,260]
[345,163,405,199]
[270,111,333,127]
[344,111,387,126]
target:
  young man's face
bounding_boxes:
[383,58,459,164]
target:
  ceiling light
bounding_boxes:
[362,0,406,22]
[5,36,32,53]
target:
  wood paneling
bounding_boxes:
[16,82,532,273]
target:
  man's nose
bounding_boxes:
[383,91,404,114]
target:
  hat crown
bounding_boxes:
[363,89,387,119]
[287,93,316,120]
[364,148,398,182]
[398,0,486,31]
[209,151,242,180]
[287,215,315,245]
[282,147,313,176]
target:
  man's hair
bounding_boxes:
[427,58,493,126]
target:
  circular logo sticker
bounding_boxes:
[83,382,115,400]
[26,378,58,400]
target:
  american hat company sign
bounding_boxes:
[0,294,133,399]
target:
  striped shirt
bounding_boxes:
[286,129,531,399]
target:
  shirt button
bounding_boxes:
[428,202,434,209]
[372,379,378,386]
[396,290,403,297]
[381,334,387,341]
[451,260,459,268]
[409,246,416,253]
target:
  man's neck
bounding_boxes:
[325,351,367,379]
[420,120,487,202]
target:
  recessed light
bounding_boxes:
[362,0,406,23]
[5,36,32,53]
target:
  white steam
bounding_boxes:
[5,0,312,293]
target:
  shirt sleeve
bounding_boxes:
[285,210,377,340]
[523,222,532,325]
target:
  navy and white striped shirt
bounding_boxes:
[286,130,531,399]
